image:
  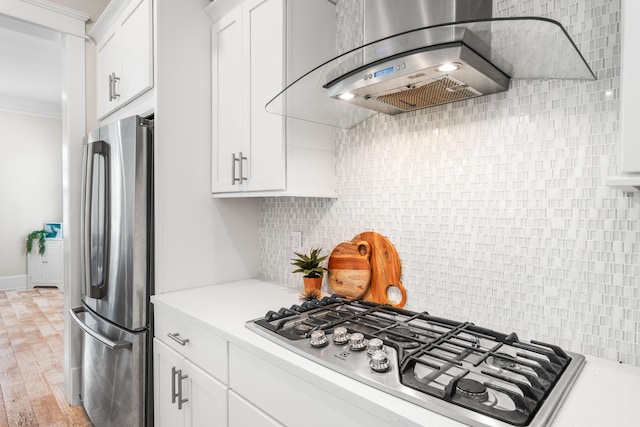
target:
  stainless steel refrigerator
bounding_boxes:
[70,115,153,427]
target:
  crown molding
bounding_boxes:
[19,0,90,22]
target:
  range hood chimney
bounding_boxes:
[266,0,596,129]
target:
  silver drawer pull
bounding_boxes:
[167,332,190,346]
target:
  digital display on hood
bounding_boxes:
[374,66,395,78]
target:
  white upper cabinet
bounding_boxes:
[211,5,247,193]
[211,0,285,194]
[242,0,286,192]
[120,0,153,101]
[608,0,640,191]
[208,0,336,197]
[621,0,639,174]
[96,30,120,119]
[92,0,154,120]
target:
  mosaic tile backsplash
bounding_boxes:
[260,0,640,366]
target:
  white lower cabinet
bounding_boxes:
[153,304,389,427]
[154,339,228,427]
[229,390,283,427]
[154,339,185,427]
[27,239,63,288]
[186,357,227,426]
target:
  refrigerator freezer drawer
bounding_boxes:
[70,307,147,427]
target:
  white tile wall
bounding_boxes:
[260,0,640,366]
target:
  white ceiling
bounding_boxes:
[0,14,63,118]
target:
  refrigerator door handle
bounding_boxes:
[70,308,131,350]
[82,140,111,300]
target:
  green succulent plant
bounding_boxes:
[26,229,47,255]
[291,248,328,278]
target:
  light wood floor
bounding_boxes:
[0,288,91,427]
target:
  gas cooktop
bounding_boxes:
[247,295,584,427]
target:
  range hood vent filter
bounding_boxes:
[375,76,481,112]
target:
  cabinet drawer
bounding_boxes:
[155,306,228,384]
[229,344,389,427]
[229,390,283,427]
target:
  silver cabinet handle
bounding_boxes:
[108,72,120,101]
[111,73,120,99]
[171,366,178,403]
[167,332,190,346]
[171,366,189,410]
[238,151,248,183]
[232,153,240,185]
[177,370,188,410]
[232,152,248,185]
[108,73,113,101]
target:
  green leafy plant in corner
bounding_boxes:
[26,229,47,255]
[291,248,328,278]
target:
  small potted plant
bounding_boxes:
[26,229,47,255]
[291,247,327,292]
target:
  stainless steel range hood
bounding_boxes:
[266,0,596,129]
[325,41,510,116]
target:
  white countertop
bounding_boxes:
[151,279,640,427]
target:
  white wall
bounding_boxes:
[260,0,640,367]
[0,110,62,285]
[154,0,260,294]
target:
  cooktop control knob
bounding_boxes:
[310,330,328,348]
[369,350,390,373]
[367,338,385,356]
[333,327,350,345]
[349,333,368,351]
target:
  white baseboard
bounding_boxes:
[0,275,27,290]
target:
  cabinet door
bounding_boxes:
[185,359,228,427]
[622,0,640,173]
[243,0,286,192]
[154,339,186,427]
[43,240,62,284]
[120,0,153,103]
[212,6,244,193]
[96,30,121,119]
[229,390,282,427]
[154,339,228,427]
[27,253,46,286]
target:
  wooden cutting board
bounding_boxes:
[328,241,372,300]
[352,232,406,308]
